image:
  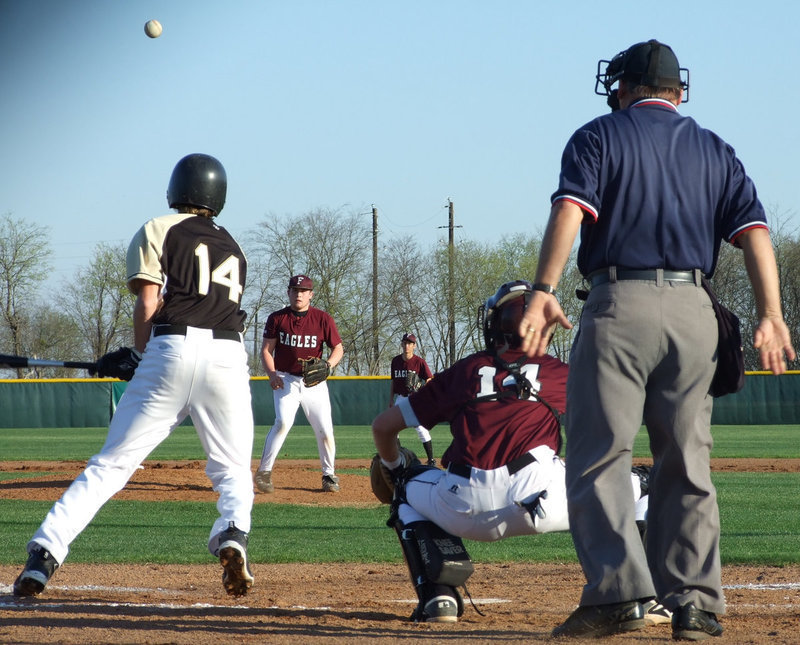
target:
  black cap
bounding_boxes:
[611,39,683,88]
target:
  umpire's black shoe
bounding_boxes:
[671,603,723,641]
[13,544,59,597]
[551,600,645,638]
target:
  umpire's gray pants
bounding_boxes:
[566,278,723,614]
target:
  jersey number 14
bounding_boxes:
[477,364,542,400]
[194,243,243,303]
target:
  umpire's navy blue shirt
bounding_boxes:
[553,98,768,277]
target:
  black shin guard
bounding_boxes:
[411,521,474,587]
[393,519,471,621]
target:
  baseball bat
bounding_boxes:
[0,353,97,371]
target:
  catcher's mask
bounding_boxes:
[167,153,227,216]
[479,280,533,353]
[595,39,689,111]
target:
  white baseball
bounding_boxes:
[144,19,162,39]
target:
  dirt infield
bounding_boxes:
[2,459,799,644]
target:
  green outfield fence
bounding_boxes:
[0,372,798,429]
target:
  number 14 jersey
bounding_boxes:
[126,213,247,331]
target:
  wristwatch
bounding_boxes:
[532,283,556,295]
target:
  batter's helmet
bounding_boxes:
[167,153,227,216]
[479,280,533,352]
[595,39,689,108]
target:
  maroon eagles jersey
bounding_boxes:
[391,354,433,396]
[264,306,342,374]
[126,214,247,331]
[408,350,567,470]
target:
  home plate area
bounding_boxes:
[1,562,798,644]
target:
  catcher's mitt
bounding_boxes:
[405,370,424,393]
[370,446,420,504]
[299,357,330,387]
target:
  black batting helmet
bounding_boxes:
[167,153,227,216]
[479,280,533,352]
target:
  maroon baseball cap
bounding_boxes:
[288,275,313,290]
[402,333,417,343]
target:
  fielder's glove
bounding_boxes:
[299,357,330,387]
[405,370,424,393]
[369,446,420,504]
[91,347,142,381]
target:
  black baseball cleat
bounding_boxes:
[671,603,723,640]
[411,585,464,623]
[321,474,340,492]
[13,544,60,597]
[551,600,645,638]
[216,523,254,598]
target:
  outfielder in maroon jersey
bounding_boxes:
[256,275,344,493]
[371,281,653,625]
[389,333,436,464]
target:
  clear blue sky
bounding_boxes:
[2,1,798,289]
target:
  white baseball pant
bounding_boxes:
[398,445,648,542]
[29,326,255,564]
[258,372,336,476]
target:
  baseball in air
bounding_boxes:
[144,19,162,38]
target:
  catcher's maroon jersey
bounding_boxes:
[391,354,433,396]
[264,306,342,375]
[407,350,567,470]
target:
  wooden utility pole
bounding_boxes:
[253,313,259,371]
[447,200,457,364]
[372,205,379,369]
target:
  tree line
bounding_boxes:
[1,209,798,379]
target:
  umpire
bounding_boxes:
[518,40,795,640]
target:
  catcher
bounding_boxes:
[255,274,344,493]
[388,333,436,465]
[371,280,666,625]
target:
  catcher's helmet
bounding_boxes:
[167,153,227,216]
[595,39,689,108]
[479,280,533,352]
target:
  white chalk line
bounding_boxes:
[724,582,800,590]
[1,581,797,612]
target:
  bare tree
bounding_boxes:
[22,306,84,378]
[0,214,52,377]
[378,236,434,371]
[244,207,373,374]
[60,242,135,361]
[709,209,800,371]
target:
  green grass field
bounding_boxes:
[1,424,798,566]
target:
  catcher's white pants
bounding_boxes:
[258,372,336,476]
[29,327,255,565]
[399,445,648,542]
[393,394,432,443]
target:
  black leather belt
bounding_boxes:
[152,324,241,342]
[448,452,536,479]
[589,268,700,287]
